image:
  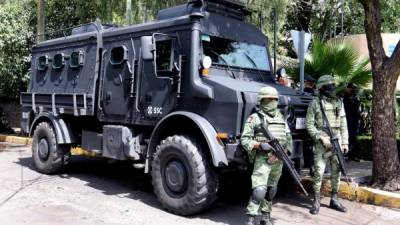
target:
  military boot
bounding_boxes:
[309,192,320,215]
[329,193,347,212]
[245,215,256,225]
[260,212,274,225]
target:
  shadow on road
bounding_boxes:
[15,155,310,225]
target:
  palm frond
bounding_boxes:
[284,38,372,90]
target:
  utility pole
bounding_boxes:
[299,30,305,92]
[272,8,277,76]
[37,0,45,43]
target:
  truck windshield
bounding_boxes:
[202,35,270,71]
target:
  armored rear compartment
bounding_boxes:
[20,25,105,117]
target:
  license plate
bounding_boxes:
[295,118,306,129]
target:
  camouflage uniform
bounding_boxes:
[306,95,348,192]
[241,86,292,224]
[306,75,349,215]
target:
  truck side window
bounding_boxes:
[52,53,66,70]
[155,39,173,74]
[37,55,49,71]
[70,51,85,68]
[110,46,128,65]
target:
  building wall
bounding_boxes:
[342,33,400,89]
[344,33,399,57]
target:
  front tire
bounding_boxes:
[151,135,218,215]
[32,122,70,174]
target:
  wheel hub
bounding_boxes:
[165,160,187,194]
[38,138,49,161]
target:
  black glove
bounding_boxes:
[260,142,272,152]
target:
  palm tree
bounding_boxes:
[285,38,372,93]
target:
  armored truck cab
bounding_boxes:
[21,0,312,215]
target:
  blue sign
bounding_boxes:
[388,44,396,57]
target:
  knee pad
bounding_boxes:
[265,185,278,201]
[252,186,267,204]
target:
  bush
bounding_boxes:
[357,135,400,160]
[0,0,35,99]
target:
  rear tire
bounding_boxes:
[151,135,218,215]
[32,122,70,174]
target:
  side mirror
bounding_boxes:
[141,36,154,60]
[277,67,287,78]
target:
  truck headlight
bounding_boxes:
[202,56,212,69]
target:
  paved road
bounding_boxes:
[0,143,399,225]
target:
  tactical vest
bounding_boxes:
[319,98,342,129]
[312,98,343,143]
[254,111,287,146]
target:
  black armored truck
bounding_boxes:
[21,0,312,215]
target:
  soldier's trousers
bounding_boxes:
[246,153,283,216]
[313,143,341,194]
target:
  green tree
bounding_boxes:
[284,0,400,43]
[0,0,35,99]
[43,0,98,39]
[245,0,290,55]
[40,0,188,37]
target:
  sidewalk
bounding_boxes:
[2,133,400,209]
[301,159,400,208]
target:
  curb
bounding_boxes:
[2,134,400,209]
[0,134,96,157]
[302,177,400,209]
[0,134,32,145]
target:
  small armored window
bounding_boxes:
[52,53,66,70]
[70,51,85,68]
[155,39,173,73]
[110,46,128,65]
[37,55,49,71]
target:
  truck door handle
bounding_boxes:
[106,91,112,103]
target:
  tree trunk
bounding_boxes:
[359,0,400,191]
[371,71,400,190]
[36,0,45,43]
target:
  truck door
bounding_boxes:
[138,35,181,122]
[99,39,137,122]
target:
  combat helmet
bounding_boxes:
[257,86,279,103]
[316,75,335,89]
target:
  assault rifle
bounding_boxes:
[318,100,349,179]
[256,111,308,196]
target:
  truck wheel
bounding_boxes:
[151,135,218,215]
[32,122,70,174]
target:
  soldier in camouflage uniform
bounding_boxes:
[306,75,349,215]
[241,86,292,225]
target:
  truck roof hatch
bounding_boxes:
[71,23,118,36]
